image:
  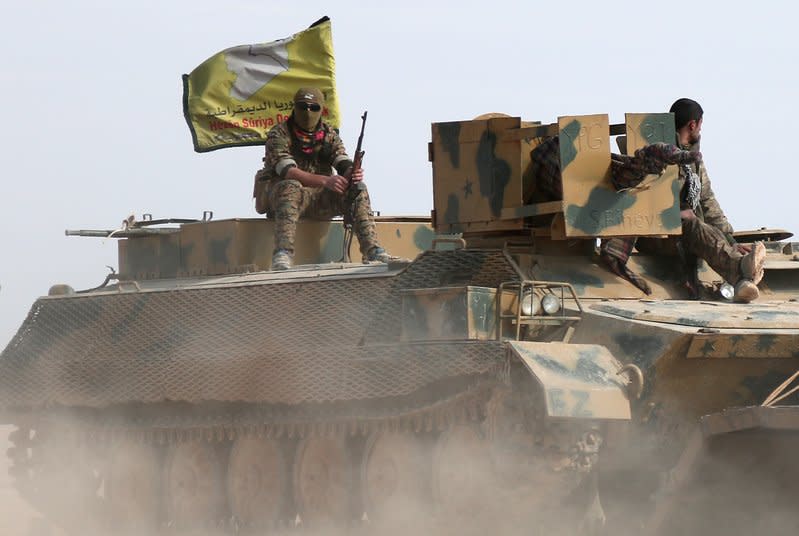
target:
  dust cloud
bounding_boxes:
[0,425,63,536]
[0,420,598,536]
[2,420,798,536]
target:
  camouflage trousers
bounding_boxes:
[266,179,380,255]
[637,217,743,283]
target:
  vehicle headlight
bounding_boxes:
[542,294,561,315]
[521,290,541,316]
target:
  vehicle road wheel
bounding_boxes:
[361,431,429,523]
[227,437,287,528]
[431,424,492,518]
[292,436,352,526]
[164,440,225,529]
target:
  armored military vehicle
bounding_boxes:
[1,112,798,535]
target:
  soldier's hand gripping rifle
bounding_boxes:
[340,111,368,262]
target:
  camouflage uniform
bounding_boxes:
[529,139,702,200]
[634,141,743,283]
[527,136,562,203]
[257,118,380,256]
[528,136,745,291]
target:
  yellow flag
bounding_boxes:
[182,17,339,152]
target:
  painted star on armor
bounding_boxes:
[699,339,716,357]
[463,179,473,198]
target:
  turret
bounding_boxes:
[429,113,681,244]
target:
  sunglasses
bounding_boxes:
[295,102,321,112]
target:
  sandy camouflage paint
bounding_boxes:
[430,113,683,238]
[399,285,518,341]
[508,341,631,420]
[430,116,525,234]
[118,217,435,279]
[559,113,681,238]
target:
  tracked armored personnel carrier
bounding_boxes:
[1,112,798,535]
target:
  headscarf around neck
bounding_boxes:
[290,117,325,155]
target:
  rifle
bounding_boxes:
[349,111,368,191]
[341,111,368,262]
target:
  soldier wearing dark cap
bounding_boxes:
[254,87,394,270]
[602,98,765,303]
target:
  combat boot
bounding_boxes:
[271,249,293,271]
[363,246,405,264]
[733,279,760,303]
[740,241,766,285]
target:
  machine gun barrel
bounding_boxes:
[65,228,179,238]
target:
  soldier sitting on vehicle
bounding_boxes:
[253,87,396,270]
[529,98,765,303]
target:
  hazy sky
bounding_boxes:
[1,1,797,347]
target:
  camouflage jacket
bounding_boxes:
[259,118,353,183]
[680,141,734,235]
